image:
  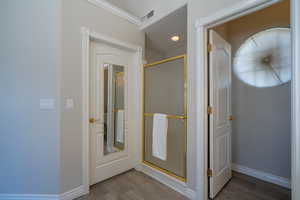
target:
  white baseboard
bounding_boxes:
[232,163,291,189]
[136,164,196,200]
[60,185,85,200]
[134,164,144,172]
[0,194,59,200]
[0,185,85,200]
[185,188,197,200]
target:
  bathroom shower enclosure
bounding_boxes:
[143,54,188,182]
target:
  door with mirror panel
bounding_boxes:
[89,41,134,185]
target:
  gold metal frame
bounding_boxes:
[144,113,187,120]
[115,71,124,76]
[142,54,188,182]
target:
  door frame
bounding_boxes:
[81,27,143,194]
[195,0,300,199]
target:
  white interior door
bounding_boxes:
[89,41,135,185]
[209,30,232,199]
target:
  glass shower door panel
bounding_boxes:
[144,58,185,115]
[144,117,186,178]
[144,57,186,179]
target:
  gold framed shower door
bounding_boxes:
[142,54,188,182]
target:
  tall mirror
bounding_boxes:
[104,64,125,155]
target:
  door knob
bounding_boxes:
[89,118,100,123]
[229,115,235,121]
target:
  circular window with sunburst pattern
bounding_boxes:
[233,28,291,88]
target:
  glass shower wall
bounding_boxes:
[143,55,187,180]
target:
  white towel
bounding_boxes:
[152,113,168,161]
[116,110,124,143]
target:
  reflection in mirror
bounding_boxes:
[104,64,125,155]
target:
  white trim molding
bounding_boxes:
[232,163,291,189]
[292,0,300,199]
[87,0,142,26]
[135,164,196,200]
[0,186,85,200]
[195,0,282,28]
[0,194,59,200]
[89,31,141,52]
[194,0,300,199]
[60,186,85,200]
[81,27,90,195]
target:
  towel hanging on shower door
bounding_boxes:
[152,113,168,161]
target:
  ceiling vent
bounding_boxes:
[141,10,154,22]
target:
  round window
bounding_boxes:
[233,28,291,88]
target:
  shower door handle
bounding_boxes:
[178,115,187,120]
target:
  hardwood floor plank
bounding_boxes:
[76,170,291,200]
[76,170,187,200]
[214,172,291,200]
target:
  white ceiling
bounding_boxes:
[105,0,187,54]
[107,0,128,11]
[144,5,187,54]
[107,0,151,17]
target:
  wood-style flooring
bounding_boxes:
[76,169,187,200]
[215,172,291,200]
[76,170,291,200]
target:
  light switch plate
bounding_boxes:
[40,99,56,110]
[65,98,75,109]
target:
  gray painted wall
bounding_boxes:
[0,0,61,194]
[60,0,144,193]
[215,0,291,178]
[1,0,291,196]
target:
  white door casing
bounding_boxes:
[208,30,232,199]
[194,0,300,200]
[81,28,143,195]
[89,41,135,185]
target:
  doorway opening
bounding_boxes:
[207,0,291,199]
[81,29,143,194]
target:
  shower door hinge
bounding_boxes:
[207,43,213,52]
[207,169,213,177]
[207,106,213,115]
